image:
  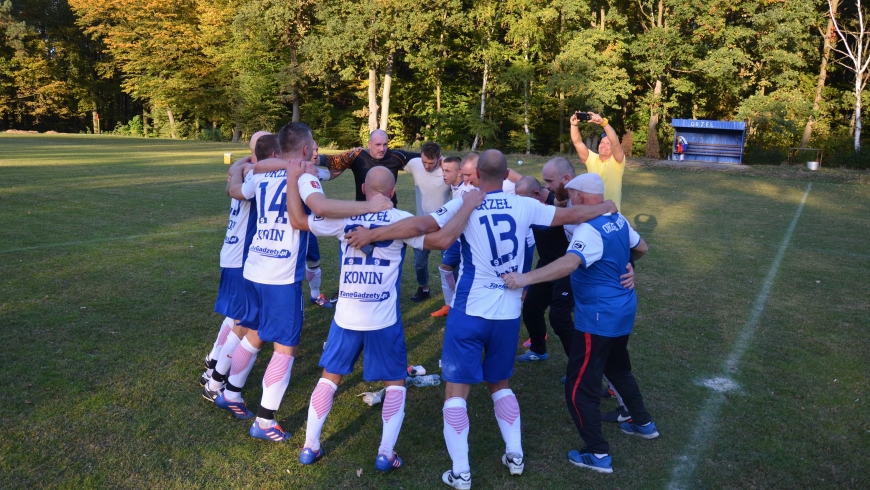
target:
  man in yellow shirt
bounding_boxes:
[569,112,625,211]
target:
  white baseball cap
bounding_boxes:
[565,173,604,195]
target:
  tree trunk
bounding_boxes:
[523,48,530,155]
[143,108,148,137]
[92,109,100,134]
[645,77,662,158]
[850,109,856,137]
[368,48,379,132]
[232,123,241,143]
[559,91,565,153]
[855,80,862,151]
[472,59,489,151]
[600,7,605,31]
[291,48,300,123]
[167,109,176,139]
[802,2,837,148]
[379,50,395,131]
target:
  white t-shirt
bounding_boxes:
[309,209,424,330]
[502,179,516,195]
[432,191,556,319]
[404,158,451,216]
[241,170,324,285]
[219,198,253,268]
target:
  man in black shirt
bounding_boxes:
[514,176,575,364]
[319,129,419,205]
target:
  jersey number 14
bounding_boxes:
[258,181,288,225]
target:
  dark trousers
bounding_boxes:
[564,331,652,454]
[521,277,574,356]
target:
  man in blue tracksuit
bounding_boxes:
[502,173,658,474]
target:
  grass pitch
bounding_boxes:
[1,133,868,489]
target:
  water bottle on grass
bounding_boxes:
[406,374,441,387]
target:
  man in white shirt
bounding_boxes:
[430,155,475,318]
[211,122,392,443]
[344,150,616,489]
[286,165,483,471]
[202,132,275,399]
[403,142,451,303]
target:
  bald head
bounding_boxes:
[368,129,389,160]
[250,130,272,159]
[515,176,541,196]
[362,166,396,200]
[478,149,508,188]
[542,156,576,201]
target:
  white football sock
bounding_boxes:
[443,397,470,474]
[306,266,322,298]
[439,267,456,305]
[225,337,260,401]
[304,378,338,451]
[259,352,294,414]
[208,317,234,363]
[378,386,406,456]
[207,331,242,392]
[492,389,522,456]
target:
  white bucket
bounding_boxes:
[806,161,819,171]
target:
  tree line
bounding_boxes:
[2,0,869,164]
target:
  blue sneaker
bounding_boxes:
[568,449,613,474]
[214,393,255,419]
[375,452,403,472]
[559,375,567,384]
[299,447,324,465]
[515,351,548,362]
[249,421,292,442]
[620,420,659,439]
[310,294,334,309]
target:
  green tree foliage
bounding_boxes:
[1,0,867,159]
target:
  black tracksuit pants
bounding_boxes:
[564,330,652,454]
[521,276,574,356]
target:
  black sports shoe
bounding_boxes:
[409,287,430,302]
[329,291,339,304]
[601,406,631,423]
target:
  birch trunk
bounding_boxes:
[856,78,863,150]
[559,91,565,153]
[380,50,395,131]
[167,109,177,139]
[91,109,100,134]
[368,53,379,132]
[472,59,489,151]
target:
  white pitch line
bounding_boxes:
[0,228,217,254]
[667,183,812,490]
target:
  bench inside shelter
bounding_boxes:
[671,119,747,164]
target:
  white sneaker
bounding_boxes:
[442,469,471,489]
[501,452,524,475]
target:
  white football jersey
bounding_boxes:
[432,191,556,320]
[309,209,423,330]
[241,171,323,285]
[219,198,255,268]
[452,182,474,200]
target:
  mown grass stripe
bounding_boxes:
[0,228,218,254]
[667,183,812,490]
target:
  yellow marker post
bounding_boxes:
[224,152,233,164]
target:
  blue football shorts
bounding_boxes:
[441,307,521,384]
